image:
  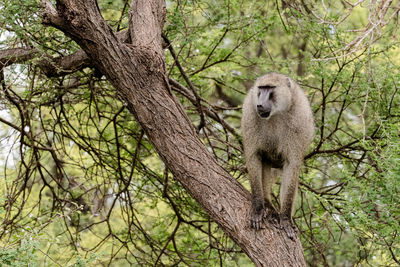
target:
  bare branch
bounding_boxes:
[0,48,38,68]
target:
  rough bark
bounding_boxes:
[40,0,306,265]
[0,48,38,68]
[0,32,129,77]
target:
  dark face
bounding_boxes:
[256,85,275,118]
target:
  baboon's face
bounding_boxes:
[254,73,292,119]
[256,85,275,119]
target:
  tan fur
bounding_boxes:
[241,72,314,238]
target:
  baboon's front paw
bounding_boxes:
[250,204,265,230]
[279,217,298,240]
[250,211,264,230]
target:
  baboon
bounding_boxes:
[241,72,314,239]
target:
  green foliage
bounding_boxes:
[0,235,39,267]
[0,0,400,266]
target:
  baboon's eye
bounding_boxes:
[269,92,274,100]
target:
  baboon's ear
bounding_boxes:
[287,78,291,88]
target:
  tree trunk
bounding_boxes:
[41,0,306,265]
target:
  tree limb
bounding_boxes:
[0,48,38,68]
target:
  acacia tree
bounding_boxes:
[1,0,400,266]
[14,0,307,265]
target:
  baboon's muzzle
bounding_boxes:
[257,105,271,118]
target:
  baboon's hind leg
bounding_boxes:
[262,165,279,225]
